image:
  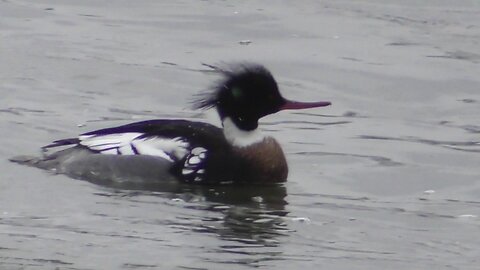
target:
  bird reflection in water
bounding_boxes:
[89,174,289,250]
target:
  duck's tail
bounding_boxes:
[9,155,41,165]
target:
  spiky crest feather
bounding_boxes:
[191,63,274,111]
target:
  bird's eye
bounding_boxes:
[231,87,243,99]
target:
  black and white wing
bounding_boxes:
[79,133,212,182]
[42,119,228,183]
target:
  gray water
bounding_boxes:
[1,0,479,269]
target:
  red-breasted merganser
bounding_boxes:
[12,64,331,185]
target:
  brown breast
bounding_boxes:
[233,137,288,183]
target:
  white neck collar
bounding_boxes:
[222,117,266,147]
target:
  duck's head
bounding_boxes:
[193,63,331,131]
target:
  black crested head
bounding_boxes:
[193,63,286,131]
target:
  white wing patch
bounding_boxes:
[79,132,189,162]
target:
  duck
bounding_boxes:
[11,63,331,185]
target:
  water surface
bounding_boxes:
[1,0,479,269]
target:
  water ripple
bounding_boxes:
[294,151,403,166]
[358,135,480,153]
